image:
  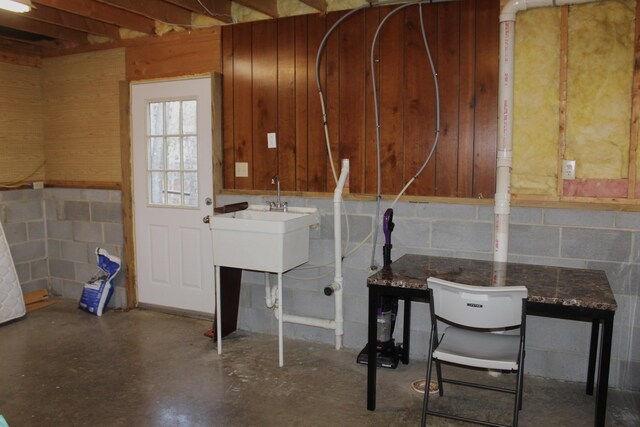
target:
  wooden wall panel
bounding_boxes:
[294,16,309,192]
[307,15,327,192]
[222,25,235,190]
[0,62,44,185]
[404,5,436,196]
[222,1,501,198]
[436,1,461,197]
[43,49,124,184]
[473,0,499,198]
[126,28,221,81]
[277,17,297,191]
[339,11,366,193]
[232,24,253,190]
[251,20,278,190]
[378,9,405,195]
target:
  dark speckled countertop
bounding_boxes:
[367,254,617,311]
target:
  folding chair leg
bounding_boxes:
[435,360,444,396]
[421,351,434,427]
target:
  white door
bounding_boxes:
[131,78,215,315]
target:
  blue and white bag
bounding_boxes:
[78,248,121,316]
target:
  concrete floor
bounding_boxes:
[0,300,638,427]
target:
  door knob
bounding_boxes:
[205,197,213,206]
[203,215,211,224]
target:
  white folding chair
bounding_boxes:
[422,277,528,427]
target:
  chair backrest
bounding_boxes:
[427,277,527,329]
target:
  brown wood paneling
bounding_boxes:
[277,17,297,191]
[457,0,476,198]
[364,7,380,195]
[294,16,309,192]
[222,25,235,190]
[307,14,327,192]
[251,20,278,190]
[326,12,342,188]
[125,27,221,81]
[435,1,460,197]
[232,23,253,190]
[404,4,436,196]
[339,10,366,193]
[472,0,499,198]
[378,7,405,194]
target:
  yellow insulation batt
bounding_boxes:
[512,7,562,196]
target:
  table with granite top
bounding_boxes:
[366,254,617,427]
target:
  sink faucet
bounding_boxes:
[269,175,287,212]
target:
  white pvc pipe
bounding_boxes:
[278,272,284,367]
[332,159,349,349]
[215,265,222,355]
[495,0,595,263]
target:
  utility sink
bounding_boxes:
[211,205,319,273]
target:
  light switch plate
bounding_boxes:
[562,160,576,180]
[235,162,249,177]
[267,132,277,149]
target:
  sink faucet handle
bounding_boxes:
[271,175,279,184]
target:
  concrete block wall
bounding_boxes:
[217,194,640,391]
[45,188,126,308]
[0,189,48,294]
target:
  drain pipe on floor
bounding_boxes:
[494,0,595,266]
[273,161,349,350]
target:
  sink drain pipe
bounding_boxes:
[271,161,349,351]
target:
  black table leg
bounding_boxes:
[367,286,379,411]
[402,298,411,365]
[587,318,599,395]
[595,313,614,427]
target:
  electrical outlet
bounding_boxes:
[267,132,277,149]
[235,162,249,178]
[32,181,44,189]
[562,160,576,180]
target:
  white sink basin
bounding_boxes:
[211,205,318,273]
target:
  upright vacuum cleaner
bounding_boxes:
[357,208,403,369]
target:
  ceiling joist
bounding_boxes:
[234,0,279,18]
[95,0,193,27]
[23,4,121,40]
[0,13,87,44]
[165,0,233,24]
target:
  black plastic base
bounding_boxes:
[356,342,403,369]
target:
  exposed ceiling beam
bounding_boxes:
[24,3,121,40]
[96,0,193,26]
[233,0,278,18]
[0,13,88,44]
[299,0,327,13]
[164,0,233,23]
[33,0,155,35]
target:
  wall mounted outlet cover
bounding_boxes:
[235,162,249,178]
[562,160,576,180]
[267,132,277,149]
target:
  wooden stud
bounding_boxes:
[234,0,278,18]
[627,0,640,199]
[557,6,569,199]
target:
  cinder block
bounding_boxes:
[585,260,634,296]
[72,221,103,243]
[3,222,27,244]
[91,202,123,223]
[417,203,477,220]
[0,190,25,202]
[63,201,90,221]
[615,212,640,229]
[30,258,49,280]
[27,221,45,240]
[61,240,89,262]
[561,228,632,262]
[103,223,124,245]
[62,279,84,300]
[392,218,429,249]
[44,200,57,220]
[85,244,119,263]
[109,191,122,203]
[634,232,640,263]
[10,240,46,264]
[47,220,73,240]
[26,189,43,200]
[49,277,64,296]
[75,261,98,282]
[617,360,640,390]
[5,200,43,223]
[15,262,30,283]
[545,208,614,227]
[48,240,61,259]
[321,214,372,243]
[49,259,76,280]
[81,189,110,202]
[508,224,560,257]
[431,220,493,252]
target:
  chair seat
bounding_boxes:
[433,327,520,371]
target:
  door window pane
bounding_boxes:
[146,98,199,207]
